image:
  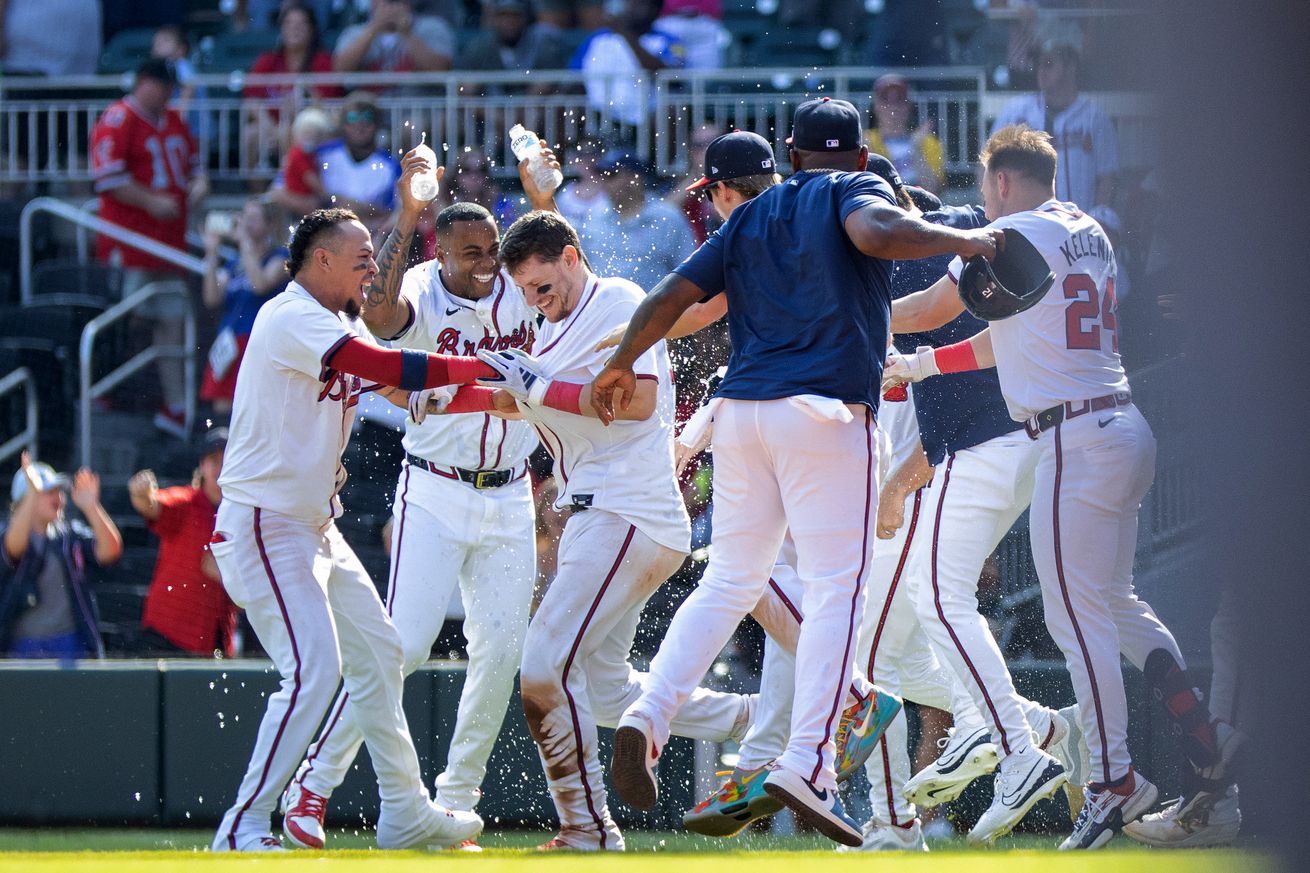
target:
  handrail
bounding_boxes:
[20,197,205,305]
[79,286,197,470]
[0,368,39,468]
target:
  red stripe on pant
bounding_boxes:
[930,455,1014,756]
[299,691,349,788]
[226,508,304,848]
[1050,424,1112,783]
[385,465,412,618]
[877,734,899,825]
[867,489,922,678]
[559,523,636,848]
[811,411,875,783]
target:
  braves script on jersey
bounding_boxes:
[948,200,1128,421]
[521,275,690,553]
[393,265,539,470]
[218,281,380,524]
[91,97,198,270]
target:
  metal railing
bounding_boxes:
[79,285,197,470]
[0,69,1158,186]
[0,368,38,467]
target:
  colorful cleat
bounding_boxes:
[683,765,784,837]
[835,688,903,782]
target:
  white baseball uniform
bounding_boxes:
[516,274,751,849]
[210,281,434,849]
[947,199,1184,786]
[293,266,540,813]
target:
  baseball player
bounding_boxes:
[464,210,759,851]
[280,151,556,851]
[596,98,1001,847]
[209,207,513,852]
[886,125,1237,849]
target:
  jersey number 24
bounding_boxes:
[1063,273,1118,353]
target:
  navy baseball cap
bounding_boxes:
[686,131,777,191]
[864,153,904,192]
[786,97,863,152]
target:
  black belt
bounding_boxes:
[1023,392,1132,439]
[406,453,516,489]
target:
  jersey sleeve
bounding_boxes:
[673,230,726,300]
[385,265,428,343]
[146,486,190,538]
[267,299,355,379]
[90,107,132,193]
[837,172,896,223]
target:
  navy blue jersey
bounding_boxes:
[893,205,1021,464]
[675,170,896,409]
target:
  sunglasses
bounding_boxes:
[344,110,377,125]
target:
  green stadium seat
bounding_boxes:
[742,27,844,68]
[98,28,158,75]
[198,30,280,74]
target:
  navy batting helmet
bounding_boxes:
[957,227,1055,321]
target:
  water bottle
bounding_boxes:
[410,135,440,202]
[508,124,563,194]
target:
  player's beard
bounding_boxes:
[343,297,361,319]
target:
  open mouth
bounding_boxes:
[473,272,495,285]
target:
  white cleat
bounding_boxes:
[376,798,483,850]
[762,765,863,848]
[1060,770,1158,850]
[213,832,287,852]
[611,710,661,811]
[903,725,998,808]
[280,780,328,849]
[837,818,929,852]
[967,746,1067,846]
[1046,704,1089,821]
[1123,784,1241,848]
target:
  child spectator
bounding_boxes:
[130,429,238,657]
[269,107,335,216]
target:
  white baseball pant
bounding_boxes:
[520,508,752,849]
[1029,404,1183,785]
[911,430,1060,761]
[295,462,536,811]
[209,502,429,848]
[1207,587,1241,728]
[629,398,878,792]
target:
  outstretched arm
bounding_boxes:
[845,202,1001,262]
[361,148,443,340]
[891,273,966,333]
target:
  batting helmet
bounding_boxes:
[957,227,1055,321]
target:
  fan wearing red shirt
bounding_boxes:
[129,428,238,656]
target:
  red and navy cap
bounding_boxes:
[686,131,777,191]
[786,97,863,152]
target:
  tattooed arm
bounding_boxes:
[361,148,443,340]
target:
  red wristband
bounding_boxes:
[541,381,583,415]
[445,386,498,414]
[933,340,979,374]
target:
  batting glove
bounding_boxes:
[476,348,551,404]
[882,345,941,393]
[407,386,454,424]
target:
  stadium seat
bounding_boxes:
[742,27,844,68]
[199,31,280,74]
[98,28,159,75]
[30,260,124,307]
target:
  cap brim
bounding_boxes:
[685,176,713,191]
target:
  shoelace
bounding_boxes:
[292,789,327,820]
[1071,787,1117,833]
[259,837,281,848]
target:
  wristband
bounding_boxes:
[933,340,979,374]
[445,386,497,414]
[540,381,583,415]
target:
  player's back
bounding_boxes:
[980,200,1128,421]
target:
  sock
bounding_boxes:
[1145,649,1219,769]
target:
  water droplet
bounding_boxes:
[134,792,141,801]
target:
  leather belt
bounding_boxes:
[406,453,518,489]
[1023,392,1132,439]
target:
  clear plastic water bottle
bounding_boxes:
[508,124,563,194]
[410,135,440,202]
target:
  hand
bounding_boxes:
[188,176,210,208]
[959,228,1004,261]
[70,469,101,512]
[407,386,453,423]
[490,389,519,415]
[476,348,550,402]
[203,231,222,254]
[876,489,905,539]
[590,364,635,426]
[146,192,181,220]
[881,346,939,393]
[17,450,40,499]
[128,469,158,504]
[396,148,444,217]
[674,439,702,478]
[518,138,562,206]
[593,323,628,352]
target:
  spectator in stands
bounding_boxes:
[457,0,571,90]
[536,0,605,33]
[1,453,122,659]
[334,0,456,84]
[0,0,101,75]
[232,0,336,32]
[992,30,1120,225]
[573,0,685,127]
[653,0,726,70]
[585,151,694,292]
[666,125,721,244]
[554,139,611,231]
[440,148,519,226]
[865,74,945,193]
[151,25,198,109]
[316,91,401,232]
[269,106,334,215]
[129,429,238,657]
[200,198,289,414]
[91,58,209,438]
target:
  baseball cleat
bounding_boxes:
[1049,704,1089,821]
[903,725,998,808]
[1199,720,1244,782]
[1122,784,1241,848]
[536,821,625,851]
[214,833,287,852]
[682,765,783,837]
[375,798,483,850]
[280,780,328,850]
[611,710,660,811]
[1059,770,1158,850]
[835,688,903,782]
[452,839,483,852]
[967,746,1067,846]
[837,818,929,852]
[762,766,863,847]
